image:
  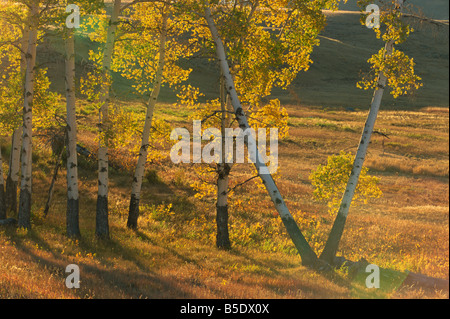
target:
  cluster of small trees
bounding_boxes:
[0,0,423,268]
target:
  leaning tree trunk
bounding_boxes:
[204,3,318,266]
[319,38,397,264]
[127,12,168,229]
[216,73,232,249]
[18,3,38,230]
[43,142,64,218]
[5,128,21,214]
[96,0,121,238]
[0,144,6,220]
[64,28,81,238]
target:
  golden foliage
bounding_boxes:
[356,0,422,97]
[309,151,383,216]
[357,48,422,98]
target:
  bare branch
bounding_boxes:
[225,175,258,195]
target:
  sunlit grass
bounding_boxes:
[0,104,448,299]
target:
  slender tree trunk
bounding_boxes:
[96,0,121,238]
[127,12,168,229]
[20,25,30,73]
[216,73,231,249]
[204,3,318,266]
[5,128,21,214]
[18,2,38,230]
[319,38,397,264]
[0,145,6,220]
[6,22,30,215]
[43,141,64,217]
[64,28,81,238]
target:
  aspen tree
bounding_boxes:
[6,129,21,213]
[64,12,80,238]
[8,17,29,215]
[82,0,194,231]
[61,0,103,236]
[96,0,121,238]
[57,0,102,235]
[18,0,39,230]
[195,0,340,259]
[127,3,170,229]
[203,1,321,265]
[320,0,422,263]
[216,73,232,249]
[0,2,25,214]
[89,0,199,229]
[1,1,70,223]
[1,0,60,226]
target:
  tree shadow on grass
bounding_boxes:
[3,226,195,298]
[133,230,198,267]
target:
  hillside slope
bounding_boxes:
[39,7,449,109]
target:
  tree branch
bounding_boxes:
[226,175,258,195]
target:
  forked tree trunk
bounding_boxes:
[216,74,231,249]
[5,128,21,214]
[127,12,168,229]
[319,39,399,263]
[204,3,318,266]
[96,0,121,238]
[64,28,81,238]
[18,3,38,230]
[0,145,6,220]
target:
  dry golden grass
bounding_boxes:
[0,104,448,299]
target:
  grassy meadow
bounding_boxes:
[1,102,448,299]
[0,3,449,299]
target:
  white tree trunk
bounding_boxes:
[127,12,168,229]
[216,73,231,249]
[20,24,30,72]
[6,21,30,215]
[6,128,21,213]
[204,3,318,266]
[18,2,38,230]
[96,0,121,238]
[320,36,398,263]
[65,28,80,238]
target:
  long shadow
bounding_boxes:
[134,230,198,267]
[4,227,194,298]
[226,248,282,276]
[226,244,367,296]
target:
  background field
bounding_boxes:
[40,1,449,109]
[0,1,449,299]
